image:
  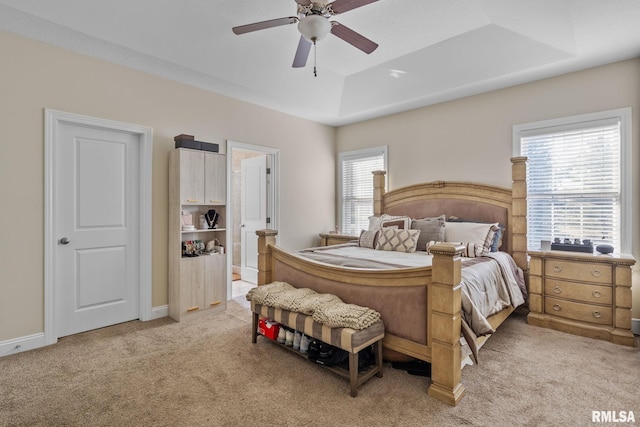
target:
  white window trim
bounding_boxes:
[512,108,632,253]
[338,146,388,234]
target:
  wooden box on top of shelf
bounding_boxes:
[169,148,227,321]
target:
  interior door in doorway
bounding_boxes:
[240,155,268,284]
[54,121,141,337]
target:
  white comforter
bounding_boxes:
[297,244,526,337]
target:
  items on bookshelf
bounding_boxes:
[169,145,227,321]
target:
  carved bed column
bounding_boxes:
[256,229,278,285]
[427,243,466,406]
[510,156,528,272]
[372,170,387,217]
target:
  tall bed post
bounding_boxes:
[256,229,278,286]
[373,170,386,217]
[510,156,528,273]
[428,244,466,406]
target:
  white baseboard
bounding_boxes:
[151,305,168,320]
[1,307,168,359]
[632,318,640,335]
[0,333,48,358]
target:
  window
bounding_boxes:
[338,146,387,235]
[513,108,631,253]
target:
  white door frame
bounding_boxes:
[227,140,279,295]
[44,109,153,346]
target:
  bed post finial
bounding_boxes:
[256,229,278,285]
[372,170,386,217]
[510,157,528,272]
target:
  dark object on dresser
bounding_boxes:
[551,242,593,253]
[596,244,614,254]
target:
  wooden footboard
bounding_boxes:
[256,229,466,406]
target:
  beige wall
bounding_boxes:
[2,27,638,345]
[0,31,336,342]
[337,58,640,319]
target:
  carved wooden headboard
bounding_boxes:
[372,157,528,271]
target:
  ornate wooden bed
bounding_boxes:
[255,157,528,406]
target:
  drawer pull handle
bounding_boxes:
[186,199,201,203]
[553,286,562,294]
[553,304,561,311]
[210,301,222,307]
[592,311,602,318]
[592,291,602,298]
[553,265,562,273]
[187,306,200,312]
[591,270,601,277]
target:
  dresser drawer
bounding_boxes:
[544,259,611,284]
[544,279,612,305]
[545,296,612,325]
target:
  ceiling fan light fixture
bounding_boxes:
[298,15,331,42]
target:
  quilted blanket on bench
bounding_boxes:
[246,281,381,330]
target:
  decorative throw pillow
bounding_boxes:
[358,229,380,249]
[368,214,411,231]
[375,228,420,253]
[426,241,481,258]
[411,215,446,251]
[444,222,500,256]
[490,226,505,252]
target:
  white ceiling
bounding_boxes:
[1,0,639,126]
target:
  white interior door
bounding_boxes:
[240,155,267,284]
[53,120,141,337]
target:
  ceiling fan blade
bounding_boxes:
[292,36,312,68]
[295,0,312,5]
[330,22,378,54]
[232,17,298,35]
[329,0,378,14]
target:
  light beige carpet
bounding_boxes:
[1,302,638,427]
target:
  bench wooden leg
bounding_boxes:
[251,312,259,343]
[349,352,359,397]
[375,339,383,378]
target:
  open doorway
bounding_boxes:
[227,141,278,305]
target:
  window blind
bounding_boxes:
[521,119,621,250]
[340,152,384,235]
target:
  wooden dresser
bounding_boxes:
[527,250,636,346]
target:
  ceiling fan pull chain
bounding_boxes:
[313,40,318,77]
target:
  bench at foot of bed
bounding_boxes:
[251,301,385,397]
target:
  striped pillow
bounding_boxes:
[358,229,380,249]
[426,241,482,257]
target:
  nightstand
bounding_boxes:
[527,250,636,347]
[318,233,358,246]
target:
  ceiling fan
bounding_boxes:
[232,0,379,76]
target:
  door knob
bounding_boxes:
[59,237,70,245]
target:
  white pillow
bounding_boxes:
[444,222,499,256]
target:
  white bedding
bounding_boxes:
[302,244,434,268]
[297,244,527,337]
